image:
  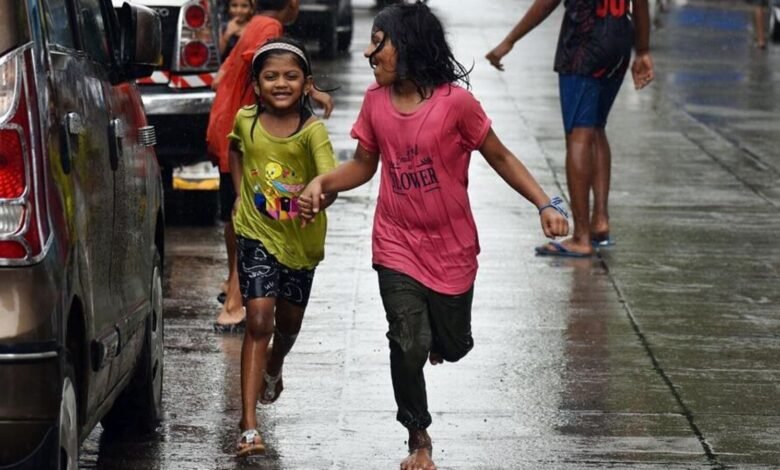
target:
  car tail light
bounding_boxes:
[184,4,206,29]
[182,41,209,68]
[0,47,46,263]
[175,0,220,72]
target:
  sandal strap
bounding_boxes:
[240,429,259,444]
[262,371,282,401]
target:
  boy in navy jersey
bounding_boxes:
[487,0,654,257]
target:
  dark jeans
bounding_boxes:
[376,266,474,430]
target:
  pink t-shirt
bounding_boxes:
[351,83,492,295]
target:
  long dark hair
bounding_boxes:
[369,1,471,99]
[246,36,315,140]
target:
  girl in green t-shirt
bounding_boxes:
[227,37,337,457]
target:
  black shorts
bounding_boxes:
[219,172,236,222]
[237,236,315,308]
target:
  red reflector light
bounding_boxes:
[182,41,209,67]
[184,5,206,28]
[0,241,26,258]
[0,130,25,199]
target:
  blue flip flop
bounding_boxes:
[591,236,615,248]
[535,241,593,258]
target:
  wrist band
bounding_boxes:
[538,196,568,218]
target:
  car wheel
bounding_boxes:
[59,358,78,469]
[319,10,339,59]
[101,250,164,434]
[145,250,164,426]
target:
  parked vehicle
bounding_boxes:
[289,0,354,58]
[0,1,164,468]
[770,0,780,43]
[117,0,223,223]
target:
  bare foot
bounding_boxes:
[428,352,442,366]
[402,430,435,470]
[590,215,609,242]
[214,305,245,326]
[400,447,436,470]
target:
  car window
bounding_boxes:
[43,0,77,49]
[75,0,111,64]
[0,0,29,53]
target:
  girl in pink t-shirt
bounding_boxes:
[299,3,568,469]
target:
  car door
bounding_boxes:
[100,0,156,376]
[48,0,119,414]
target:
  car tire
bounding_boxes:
[101,251,164,434]
[319,10,339,59]
[59,356,78,470]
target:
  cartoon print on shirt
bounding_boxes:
[250,161,306,220]
[389,145,441,195]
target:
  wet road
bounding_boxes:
[80,0,780,468]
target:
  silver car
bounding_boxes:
[0,1,164,468]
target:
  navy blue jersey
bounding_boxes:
[554,0,635,77]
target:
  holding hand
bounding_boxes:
[298,178,325,227]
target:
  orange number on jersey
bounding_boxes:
[597,0,626,18]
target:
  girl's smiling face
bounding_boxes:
[255,53,312,113]
[364,29,398,86]
[229,0,253,24]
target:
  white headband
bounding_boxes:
[252,42,309,69]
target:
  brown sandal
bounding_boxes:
[236,429,265,456]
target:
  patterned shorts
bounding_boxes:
[236,236,315,308]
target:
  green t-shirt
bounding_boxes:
[228,106,336,270]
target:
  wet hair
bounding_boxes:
[369,1,471,99]
[256,0,289,11]
[247,37,315,140]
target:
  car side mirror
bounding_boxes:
[117,2,162,79]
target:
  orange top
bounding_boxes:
[207,15,283,173]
